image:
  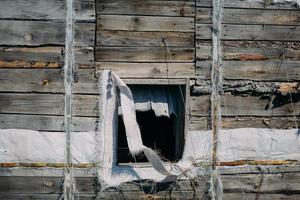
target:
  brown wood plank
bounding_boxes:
[97,30,194,46]
[196,61,300,81]
[0,21,94,46]
[189,116,300,130]
[97,0,195,17]
[0,114,98,132]
[0,46,94,69]
[196,24,300,41]
[197,7,300,25]
[0,69,98,94]
[196,0,300,9]
[0,93,99,117]
[96,62,195,78]
[98,15,194,32]
[190,95,300,117]
[95,47,194,62]
[0,0,95,21]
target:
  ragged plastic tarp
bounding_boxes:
[0,70,299,185]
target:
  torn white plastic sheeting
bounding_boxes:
[0,129,97,164]
[121,85,180,117]
[0,128,298,165]
[98,70,191,184]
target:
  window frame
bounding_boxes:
[117,78,190,166]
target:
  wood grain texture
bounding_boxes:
[0,0,95,21]
[190,95,300,117]
[0,21,94,46]
[98,15,194,32]
[97,30,194,46]
[221,173,300,193]
[0,114,98,132]
[196,0,300,9]
[196,24,300,41]
[0,93,99,117]
[196,61,300,81]
[197,8,300,25]
[96,62,195,78]
[0,177,95,194]
[189,116,300,130]
[95,47,194,62]
[0,69,98,94]
[0,46,94,68]
[97,0,195,17]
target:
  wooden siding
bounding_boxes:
[0,0,299,198]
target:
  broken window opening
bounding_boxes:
[117,84,186,164]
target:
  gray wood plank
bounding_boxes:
[0,21,94,46]
[97,0,195,17]
[0,69,98,94]
[0,194,95,200]
[96,62,195,78]
[223,193,300,200]
[0,46,94,68]
[0,93,100,117]
[197,8,300,25]
[97,30,194,46]
[0,114,98,132]
[196,61,300,81]
[196,0,300,9]
[0,0,95,21]
[196,24,300,41]
[98,15,194,32]
[221,173,300,193]
[95,47,194,62]
[190,95,300,117]
[0,176,95,194]
[189,116,300,130]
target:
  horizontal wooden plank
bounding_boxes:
[196,24,300,41]
[0,21,94,46]
[95,47,194,62]
[97,30,194,46]
[190,95,300,117]
[0,0,95,21]
[221,173,300,193]
[0,69,98,94]
[189,116,300,130]
[96,62,195,78]
[98,15,194,32]
[0,177,95,194]
[97,0,195,17]
[0,46,94,68]
[196,0,300,9]
[223,193,300,200]
[0,114,98,132]
[197,8,300,25]
[0,194,95,200]
[0,93,99,117]
[196,61,300,81]
[195,43,282,61]
[192,81,300,95]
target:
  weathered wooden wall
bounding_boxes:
[0,0,299,199]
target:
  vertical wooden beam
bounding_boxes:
[64,0,75,199]
[211,0,223,199]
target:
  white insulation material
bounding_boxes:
[0,71,299,186]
